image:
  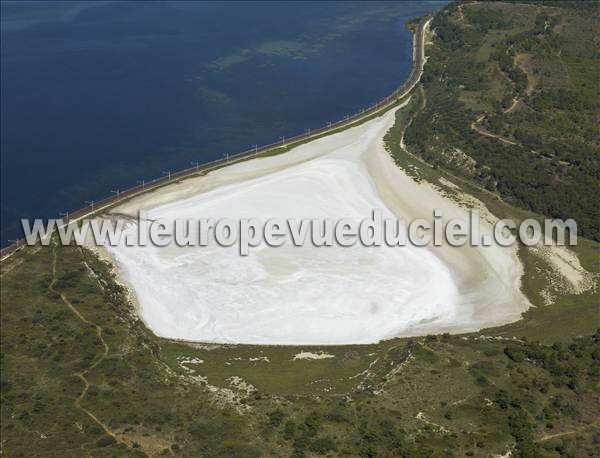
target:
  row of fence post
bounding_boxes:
[0,17,429,259]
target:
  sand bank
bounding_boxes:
[101,107,530,344]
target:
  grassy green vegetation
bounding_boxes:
[1,244,263,456]
[2,2,599,457]
[387,1,600,354]
[405,1,600,241]
[1,240,598,457]
[385,91,600,345]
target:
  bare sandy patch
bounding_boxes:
[293,351,335,361]
[97,107,530,344]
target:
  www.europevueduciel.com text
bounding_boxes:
[21,209,577,256]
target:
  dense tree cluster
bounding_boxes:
[406,3,600,240]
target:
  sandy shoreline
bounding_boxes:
[93,106,531,345]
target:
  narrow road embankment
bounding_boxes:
[1,15,433,262]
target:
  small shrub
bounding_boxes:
[96,435,117,447]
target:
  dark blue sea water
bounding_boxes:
[1,1,445,244]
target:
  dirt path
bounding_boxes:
[515,53,537,96]
[0,258,24,278]
[470,40,530,145]
[538,431,576,442]
[400,88,500,201]
[470,115,518,146]
[48,242,127,449]
[503,97,521,114]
